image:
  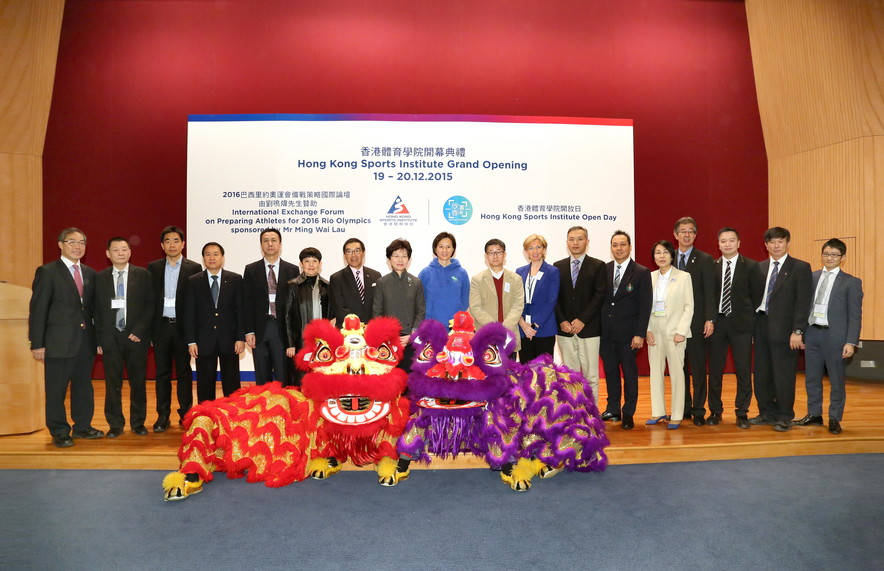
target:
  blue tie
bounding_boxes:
[571,259,579,287]
[765,261,779,312]
[116,270,125,331]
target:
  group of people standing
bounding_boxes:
[28,218,862,448]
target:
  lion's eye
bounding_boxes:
[482,346,501,365]
[313,343,333,363]
[419,344,435,362]
[376,343,395,361]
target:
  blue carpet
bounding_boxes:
[2,454,883,570]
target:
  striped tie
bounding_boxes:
[571,259,579,287]
[764,260,779,312]
[267,264,277,317]
[721,261,732,316]
[613,264,621,293]
[356,269,365,302]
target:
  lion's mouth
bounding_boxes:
[320,396,390,425]
[416,397,487,410]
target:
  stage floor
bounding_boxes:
[1,374,882,470]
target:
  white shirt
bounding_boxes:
[809,267,840,326]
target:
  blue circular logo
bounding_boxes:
[443,195,472,226]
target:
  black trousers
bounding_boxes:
[708,314,753,417]
[195,345,241,403]
[753,315,798,422]
[44,334,96,436]
[102,330,149,429]
[683,333,709,417]
[153,319,193,420]
[253,318,288,385]
[600,337,640,417]
[518,335,556,364]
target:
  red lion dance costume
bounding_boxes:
[162,315,410,501]
[394,312,609,491]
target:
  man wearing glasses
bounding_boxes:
[329,238,381,326]
[469,239,525,355]
[792,238,863,434]
[29,228,105,447]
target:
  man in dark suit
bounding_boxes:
[752,226,813,432]
[673,216,716,425]
[185,242,245,402]
[793,238,863,435]
[554,226,607,402]
[708,228,761,429]
[147,226,202,431]
[243,228,299,386]
[599,230,652,430]
[28,227,104,447]
[328,238,381,325]
[94,237,154,437]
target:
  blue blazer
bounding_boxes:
[515,261,560,338]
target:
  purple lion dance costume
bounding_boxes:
[394,311,609,491]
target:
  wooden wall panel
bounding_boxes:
[747,0,884,340]
[0,0,64,287]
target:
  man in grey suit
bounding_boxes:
[95,237,154,437]
[29,227,104,447]
[792,238,863,434]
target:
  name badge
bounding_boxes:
[111,299,126,309]
[813,303,827,318]
[164,297,176,308]
[269,294,277,303]
[525,314,532,324]
[504,282,511,293]
[654,300,666,317]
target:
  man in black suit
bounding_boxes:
[554,226,607,402]
[185,242,245,402]
[243,228,299,386]
[94,237,154,437]
[147,226,202,431]
[751,226,813,432]
[673,216,716,425]
[29,227,104,447]
[708,228,761,429]
[328,238,381,325]
[599,231,652,430]
[793,238,863,435]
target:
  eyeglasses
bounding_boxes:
[486,250,505,257]
[677,229,696,235]
[821,252,843,258]
[63,240,86,246]
[345,248,363,255]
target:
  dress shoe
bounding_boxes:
[736,416,751,429]
[792,414,824,427]
[828,419,842,434]
[621,415,634,430]
[106,427,124,439]
[71,427,105,439]
[153,416,170,433]
[707,414,721,426]
[645,415,667,425]
[667,422,681,430]
[683,413,692,421]
[749,415,770,425]
[693,416,706,426]
[772,421,791,432]
[600,411,621,422]
[52,435,74,448]
[133,426,149,436]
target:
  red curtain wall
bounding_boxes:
[43,0,767,376]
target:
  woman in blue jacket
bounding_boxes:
[515,234,561,364]
[418,232,470,328]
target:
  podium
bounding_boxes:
[0,283,43,434]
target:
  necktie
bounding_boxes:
[116,270,126,331]
[613,264,621,293]
[764,260,779,312]
[679,253,686,270]
[267,264,277,317]
[211,275,220,307]
[356,269,365,302]
[814,271,830,305]
[571,259,579,287]
[721,261,732,317]
[72,264,84,298]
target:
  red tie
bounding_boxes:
[73,264,84,298]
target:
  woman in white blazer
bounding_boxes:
[646,240,694,429]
